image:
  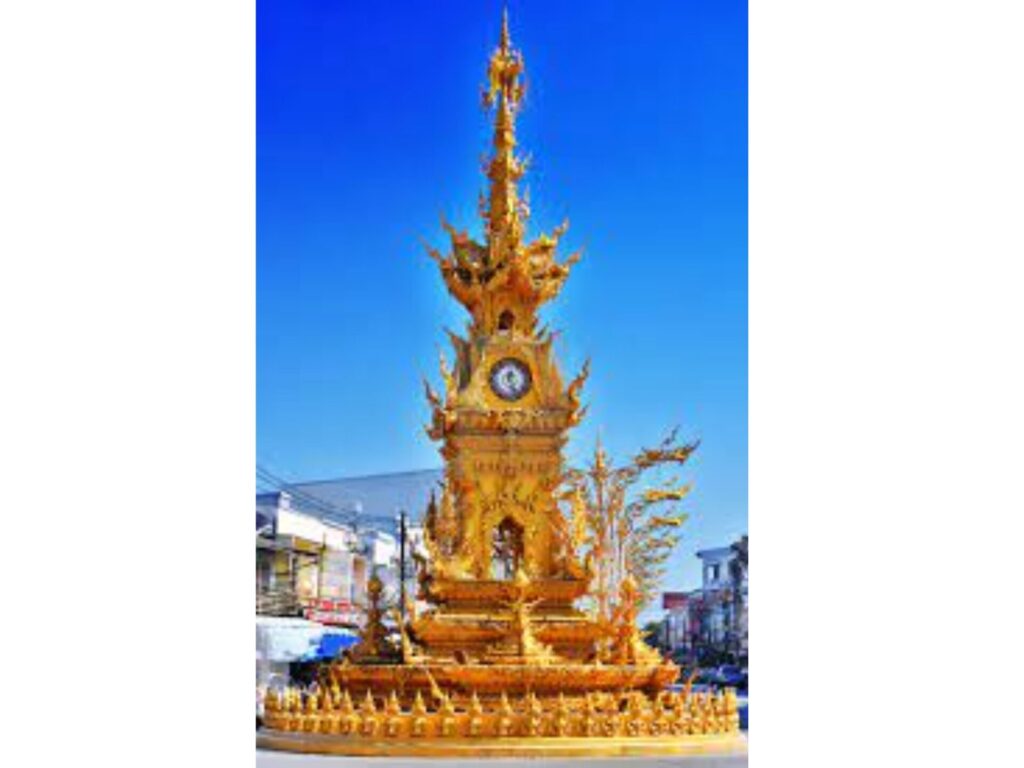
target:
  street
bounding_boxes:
[256,752,748,767]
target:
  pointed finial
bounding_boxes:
[412,689,427,715]
[500,6,511,53]
[361,689,377,713]
[594,432,609,472]
[387,690,402,715]
[265,687,279,712]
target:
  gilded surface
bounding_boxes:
[263,685,742,744]
[263,13,717,757]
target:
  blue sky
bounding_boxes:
[257,0,746,594]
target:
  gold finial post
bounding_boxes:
[500,5,511,54]
[483,8,528,257]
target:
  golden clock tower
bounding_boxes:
[259,14,746,755]
[260,20,751,754]
[417,12,594,658]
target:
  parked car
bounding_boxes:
[713,664,747,689]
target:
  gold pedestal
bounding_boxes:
[261,687,745,758]
[257,730,748,758]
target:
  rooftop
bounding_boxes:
[257,468,443,530]
[695,546,735,560]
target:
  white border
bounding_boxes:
[0,2,254,764]
[752,1,1024,764]
[1,3,1023,766]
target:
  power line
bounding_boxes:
[256,465,409,532]
[257,465,356,520]
[255,463,402,533]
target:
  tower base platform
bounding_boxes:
[256,729,747,758]
[260,685,744,759]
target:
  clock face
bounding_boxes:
[489,358,532,401]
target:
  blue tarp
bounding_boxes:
[257,617,359,663]
[314,631,360,660]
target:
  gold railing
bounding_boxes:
[264,688,740,739]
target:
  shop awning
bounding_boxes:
[256,616,359,663]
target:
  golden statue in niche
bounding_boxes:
[258,11,742,757]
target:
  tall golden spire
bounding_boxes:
[482,7,528,258]
[426,9,581,337]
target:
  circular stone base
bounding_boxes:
[256,729,748,758]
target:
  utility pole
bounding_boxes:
[398,509,408,621]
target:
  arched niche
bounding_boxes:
[490,516,524,580]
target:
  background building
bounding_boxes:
[255,470,440,703]
[255,469,439,622]
[256,490,365,624]
[662,591,699,657]
[661,537,748,665]
[696,546,736,650]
